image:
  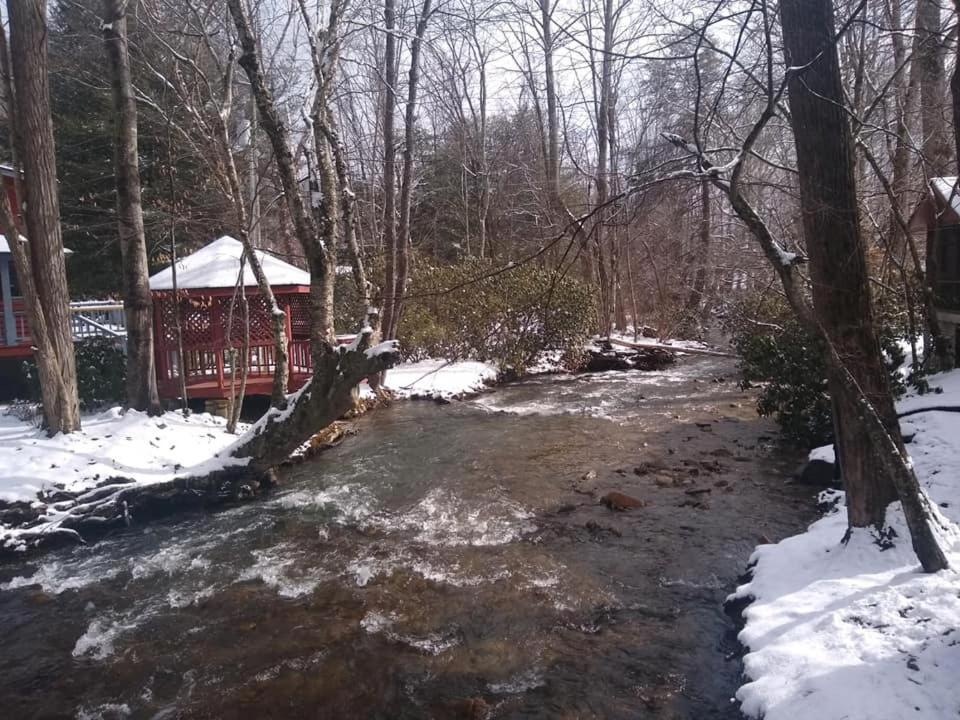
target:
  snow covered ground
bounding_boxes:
[0,408,245,506]
[732,369,960,720]
[366,359,498,401]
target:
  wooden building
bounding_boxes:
[909,177,960,361]
[0,234,32,359]
[0,167,29,360]
[149,235,319,400]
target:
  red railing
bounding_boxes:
[155,339,316,399]
[0,298,30,347]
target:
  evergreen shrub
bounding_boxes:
[22,337,126,412]
[727,293,907,447]
[399,258,596,373]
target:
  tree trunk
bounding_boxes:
[380,0,399,340]
[679,179,711,337]
[211,66,289,408]
[296,0,384,387]
[951,1,960,216]
[102,0,162,416]
[5,0,81,434]
[392,0,433,339]
[780,0,900,527]
[778,0,950,565]
[539,0,560,199]
[914,0,953,368]
[915,0,952,178]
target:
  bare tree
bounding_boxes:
[101,0,162,415]
[380,0,400,339]
[137,1,289,407]
[391,0,435,337]
[225,0,396,469]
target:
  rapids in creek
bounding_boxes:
[0,356,816,719]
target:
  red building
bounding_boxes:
[149,235,319,400]
[0,167,31,360]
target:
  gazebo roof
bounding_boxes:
[149,235,309,291]
[909,177,960,232]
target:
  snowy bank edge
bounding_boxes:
[727,369,960,720]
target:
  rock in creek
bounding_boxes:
[793,458,839,487]
[601,491,648,511]
[583,340,675,373]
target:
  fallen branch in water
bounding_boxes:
[605,338,738,359]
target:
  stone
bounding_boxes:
[795,458,839,487]
[601,491,648,511]
[585,520,623,537]
[445,698,490,719]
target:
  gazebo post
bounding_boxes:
[283,299,293,377]
[152,297,164,391]
[213,299,225,393]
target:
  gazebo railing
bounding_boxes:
[156,338,316,398]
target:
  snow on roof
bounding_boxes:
[0,233,72,255]
[931,176,960,216]
[149,235,310,291]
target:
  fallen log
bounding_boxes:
[606,337,738,359]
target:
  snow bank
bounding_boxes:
[609,329,710,351]
[733,368,960,719]
[0,408,248,549]
[0,408,247,505]
[364,359,498,401]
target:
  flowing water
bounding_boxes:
[0,356,816,719]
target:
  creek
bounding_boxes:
[0,356,816,719]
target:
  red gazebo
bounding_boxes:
[150,236,316,400]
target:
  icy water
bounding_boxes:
[0,357,816,719]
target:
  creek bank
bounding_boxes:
[724,367,960,720]
[0,359,499,555]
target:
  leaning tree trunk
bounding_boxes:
[5,0,81,434]
[102,0,162,415]
[226,0,398,469]
[780,0,949,571]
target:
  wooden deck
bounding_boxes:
[1,300,127,358]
